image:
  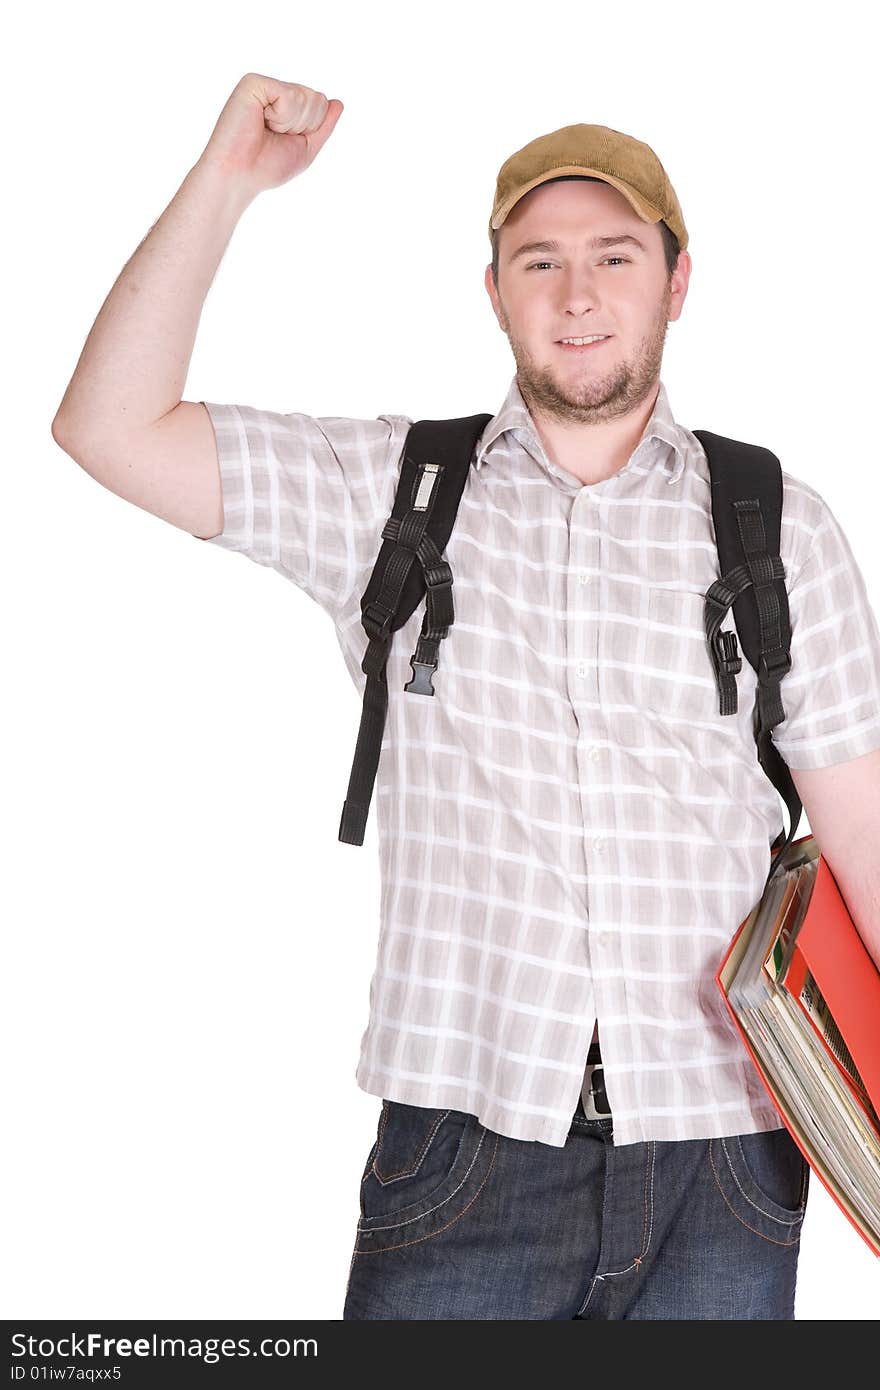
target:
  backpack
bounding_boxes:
[337,415,801,896]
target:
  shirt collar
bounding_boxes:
[474,374,688,486]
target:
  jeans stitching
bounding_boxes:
[352,1128,500,1255]
[371,1104,453,1184]
[577,1275,602,1316]
[576,1136,654,1316]
[720,1137,806,1226]
[357,1125,492,1234]
[598,1139,656,1277]
[570,1115,613,1132]
[709,1139,804,1246]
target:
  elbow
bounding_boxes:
[51,412,73,449]
[49,414,96,477]
[51,412,92,460]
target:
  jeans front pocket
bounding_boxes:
[360,1100,474,1221]
[709,1127,810,1245]
[356,1099,497,1251]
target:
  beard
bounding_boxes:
[497,280,673,427]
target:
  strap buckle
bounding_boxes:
[362,599,395,642]
[404,658,438,696]
[711,628,742,678]
[759,648,792,681]
[423,558,453,591]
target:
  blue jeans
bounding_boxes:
[342,1092,810,1319]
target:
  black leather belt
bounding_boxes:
[578,1039,611,1119]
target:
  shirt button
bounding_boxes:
[593,834,606,852]
[578,570,590,584]
[597,930,613,947]
[576,661,588,678]
[588,745,601,762]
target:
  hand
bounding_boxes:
[198,72,344,196]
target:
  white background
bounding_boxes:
[5,0,879,1321]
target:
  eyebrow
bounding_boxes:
[508,233,648,264]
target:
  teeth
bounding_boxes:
[561,335,608,345]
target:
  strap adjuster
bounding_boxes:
[423,558,453,591]
[362,599,394,642]
[759,648,792,681]
[712,628,742,678]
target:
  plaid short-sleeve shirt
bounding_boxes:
[197,376,880,1147]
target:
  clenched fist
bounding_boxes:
[199,73,344,196]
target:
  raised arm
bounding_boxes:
[50,72,344,538]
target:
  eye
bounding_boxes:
[526,257,630,270]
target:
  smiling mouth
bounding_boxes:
[557,336,612,352]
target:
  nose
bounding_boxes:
[559,279,602,318]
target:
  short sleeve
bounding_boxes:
[772,493,880,769]
[195,401,410,620]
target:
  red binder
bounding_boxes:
[716,831,880,1259]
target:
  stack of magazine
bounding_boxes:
[716,831,880,1258]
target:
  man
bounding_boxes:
[51,75,880,1319]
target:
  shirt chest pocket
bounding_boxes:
[626,584,724,725]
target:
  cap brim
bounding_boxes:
[491,165,663,231]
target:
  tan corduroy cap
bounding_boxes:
[489,122,688,252]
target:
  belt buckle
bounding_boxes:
[580,1060,611,1120]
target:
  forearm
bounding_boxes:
[52,156,256,441]
[824,825,880,973]
[847,855,880,975]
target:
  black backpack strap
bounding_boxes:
[338,412,493,846]
[693,429,802,888]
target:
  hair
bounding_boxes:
[490,175,681,287]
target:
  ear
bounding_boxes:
[668,249,692,324]
[484,262,505,329]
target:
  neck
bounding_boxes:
[525,381,661,487]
